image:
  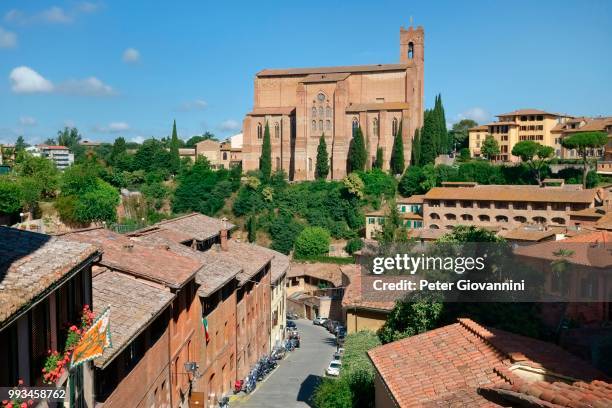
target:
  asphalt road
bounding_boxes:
[231,319,337,408]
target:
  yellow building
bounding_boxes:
[469,109,574,161]
[364,196,424,240]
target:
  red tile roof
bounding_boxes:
[133,213,235,242]
[368,318,609,407]
[61,228,201,289]
[287,262,343,287]
[341,265,404,311]
[257,63,409,77]
[495,109,571,118]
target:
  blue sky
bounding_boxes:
[1,0,611,145]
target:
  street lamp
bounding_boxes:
[19,212,24,223]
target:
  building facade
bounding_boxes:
[242,26,425,181]
[365,195,424,239]
[422,181,608,231]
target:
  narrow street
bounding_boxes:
[232,319,337,408]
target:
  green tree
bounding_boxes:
[511,140,554,185]
[390,121,405,175]
[18,177,43,214]
[15,136,27,152]
[342,173,364,199]
[373,147,383,169]
[247,216,257,243]
[315,134,330,179]
[449,119,478,150]
[0,177,22,214]
[312,378,352,408]
[419,110,436,165]
[398,166,425,197]
[73,180,120,223]
[169,120,181,174]
[480,135,500,160]
[433,94,449,154]
[561,131,608,187]
[14,152,60,198]
[411,128,421,166]
[458,147,471,161]
[56,126,85,161]
[378,292,444,344]
[269,215,304,254]
[110,137,127,163]
[294,226,330,258]
[348,126,367,172]
[259,121,272,181]
[185,132,218,147]
[345,238,364,255]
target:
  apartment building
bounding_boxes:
[0,227,100,404]
[62,228,202,408]
[178,135,243,169]
[422,180,608,231]
[364,195,424,239]
[40,145,74,170]
[469,109,574,161]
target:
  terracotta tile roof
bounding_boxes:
[341,265,404,311]
[368,318,608,407]
[250,245,290,284]
[569,206,608,218]
[61,228,200,289]
[138,213,235,242]
[300,73,350,83]
[0,227,99,324]
[247,107,296,116]
[596,212,612,230]
[40,145,70,150]
[345,102,410,112]
[406,228,447,241]
[92,270,174,368]
[129,234,241,298]
[200,241,273,285]
[469,125,489,131]
[480,379,612,407]
[287,262,343,287]
[498,228,557,242]
[128,226,195,244]
[397,194,425,204]
[483,121,520,126]
[424,184,599,203]
[496,109,571,118]
[562,117,612,134]
[178,148,196,155]
[257,63,409,77]
[513,230,612,268]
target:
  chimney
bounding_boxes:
[220,217,229,251]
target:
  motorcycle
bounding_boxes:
[218,396,230,408]
[233,379,243,394]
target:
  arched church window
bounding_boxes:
[352,117,359,130]
[274,122,280,138]
[312,107,317,117]
[318,106,324,117]
[392,118,398,135]
[257,123,263,139]
[326,120,332,131]
[326,106,332,117]
[408,42,414,59]
[373,118,379,137]
[312,120,317,131]
[317,92,326,102]
[319,120,323,131]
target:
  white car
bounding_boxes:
[313,317,328,326]
[325,360,342,377]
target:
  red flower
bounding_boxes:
[27,401,34,407]
[20,403,27,408]
[18,379,24,385]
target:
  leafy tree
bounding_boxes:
[398,166,425,197]
[419,110,436,165]
[73,180,120,223]
[312,378,352,408]
[315,134,330,179]
[0,177,22,214]
[133,139,172,174]
[433,94,449,154]
[294,226,330,258]
[458,147,471,161]
[342,173,364,199]
[110,137,127,162]
[44,138,57,145]
[18,177,43,214]
[348,126,367,172]
[378,292,444,344]
[511,140,554,185]
[247,216,257,242]
[449,119,478,150]
[56,126,85,161]
[14,152,60,197]
[15,136,27,152]
[269,215,304,254]
[345,238,364,255]
[358,169,396,199]
[390,121,405,175]
[377,201,405,244]
[185,132,218,147]
[169,120,181,174]
[373,147,383,169]
[259,122,272,181]
[561,131,608,187]
[480,135,500,160]
[411,128,421,166]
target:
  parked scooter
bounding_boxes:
[218,396,230,408]
[233,379,243,394]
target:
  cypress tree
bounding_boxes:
[170,119,180,174]
[259,121,272,181]
[437,94,449,154]
[411,128,421,166]
[420,110,436,165]
[315,134,329,179]
[348,126,367,172]
[374,147,383,169]
[390,121,405,175]
[247,215,256,242]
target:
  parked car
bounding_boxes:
[333,351,342,361]
[286,320,297,329]
[325,360,342,377]
[336,333,346,346]
[313,317,328,326]
[337,347,345,355]
[334,325,346,335]
[326,320,340,333]
[286,312,298,320]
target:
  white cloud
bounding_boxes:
[40,6,72,23]
[219,119,241,132]
[0,26,17,48]
[9,66,54,93]
[19,116,37,126]
[9,66,116,96]
[178,99,208,112]
[94,122,130,133]
[4,9,24,23]
[454,107,490,124]
[122,48,140,63]
[131,135,145,144]
[77,2,102,14]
